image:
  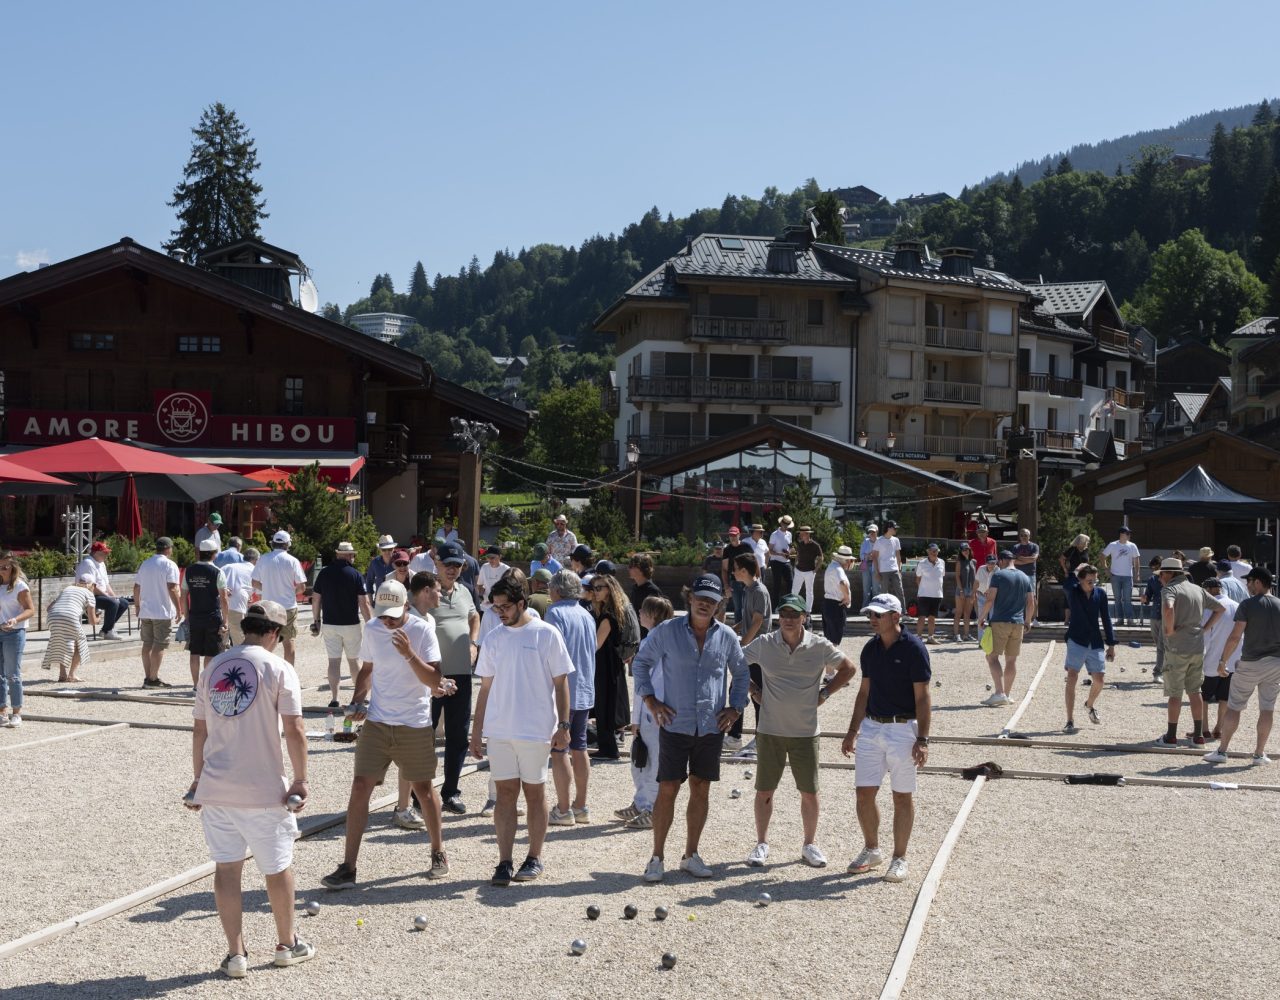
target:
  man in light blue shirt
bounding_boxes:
[860,524,879,604]
[213,536,244,568]
[543,570,597,825]
[632,574,748,883]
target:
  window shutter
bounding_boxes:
[691,353,707,377]
[757,355,772,381]
[799,356,813,381]
[650,411,664,437]
[649,351,664,378]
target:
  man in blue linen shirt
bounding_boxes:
[1060,563,1116,734]
[632,574,748,883]
[543,570,598,825]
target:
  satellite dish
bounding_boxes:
[299,277,319,313]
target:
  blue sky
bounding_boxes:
[4,1,1278,307]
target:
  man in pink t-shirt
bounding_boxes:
[186,601,313,979]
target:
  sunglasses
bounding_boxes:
[867,611,897,621]
[394,561,409,567]
[591,584,609,592]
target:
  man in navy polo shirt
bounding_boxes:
[841,593,930,883]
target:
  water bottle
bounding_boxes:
[343,715,353,736]
[325,711,335,741]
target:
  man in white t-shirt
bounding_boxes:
[185,600,313,978]
[76,540,130,640]
[913,543,946,644]
[470,575,573,886]
[252,531,308,665]
[224,548,259,645]
[1101,527,1141,627]
[408,545,437,575]
[1225,545,1252,580]
[822,546,853,647]
[133,537,182,688]
[1197,577,1240,740]
[194,512,223,557]
[322,580,454,891]
[768,515,794,608]
[871,521,905,608]
[475,546,509,609]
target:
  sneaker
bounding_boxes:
[1063,721,1079,735]
[442,795,466,815]
[679,852,712,878]
[722,735,743,753]
[980,693,1005,707]
[1088,706,1101,726]
[1203,749,1228,764]
[883,856,909,882]
[516,802,526,817]
[1082,678,1092,687]
[1191,734,1207,746]
[802,843,828,868]
[480,799,496,818]
[220,952,248,979]
[5,715,22,728]
[745,842,769,867]
[614,804,641,821]
[643,855,664,882]
[393,807,426,830]
[321,862,357,890]
[491,860,514,886]
[1252,754,1272,765]
[548,805,576,826]
[625,810,653,829]
[428,850,449,879]
[327,700,341,710]
[101,630,125,641]
[572,805,591,824]
[1156,734,1178,747]
[847,847,884,874]
[273,938,315,967]
[513,856,544,882]
[733,737,758,759]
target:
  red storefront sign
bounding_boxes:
[9,391,356,450]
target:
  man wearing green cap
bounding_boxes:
[528,568,554,617]
[742,595,855,869]
[195,512,224,558]
[530,543,561,579]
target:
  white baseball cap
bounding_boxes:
[197,538,219,552]
[377,534,397,550]
[375,580,408,617]
[271,530,291,545]
[861,593,903,616]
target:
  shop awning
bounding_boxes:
[167,450,367,486]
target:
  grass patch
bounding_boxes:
[480,492,541,508]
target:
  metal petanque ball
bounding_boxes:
[413,915,428,931]
[662,952,677,970]
[304,900,320,916]
[624,903,638,920]
[287,794,303,811]
[655,905,669,921]
[730,788,742,799]
[570,938,587,956]
[757,892,772,906]
[586,904,600,921]
[743,770,753,779]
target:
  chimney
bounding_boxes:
[766,241,800,274]
[938,246,976,278]
[685,237,694,255]
[783,223,814,249]
[891,240,925,270]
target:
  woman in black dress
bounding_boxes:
[589,573,631,759]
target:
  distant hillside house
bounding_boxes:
[1228,318,1280,441]
[902,192,951,207]
[351,312,417,344]
[830,185,886,207]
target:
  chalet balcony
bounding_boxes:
[923,379,982,405]
[924,325,984,352]
[632,434,707,457]
[1018,372,1083,398]
[366,423,409,468]
[687,315,789,344]
[601,385,619,415]
[1108,386,1145,409]
[878,434,1003,459]
[628,375,841,406]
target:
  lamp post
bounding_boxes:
[856,429,868,448]
[885,431,896,452]
[626,441,642,540]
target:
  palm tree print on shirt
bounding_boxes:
[209,659,258,717]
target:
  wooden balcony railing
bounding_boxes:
[1018,372,1083,398]
[632,434,707,457]
[923,379,982,405]
[628,376,841,406]
[1096,325,1129,352]
[924,325,984,352]
[366,423,409,467]
[1003,426,1083,452]
[688,316,789,344]
[601,386,619,415]
[890,435,1003,457]
[1108,386,1129,408]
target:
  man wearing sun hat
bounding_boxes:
[252,532,307,666]
[545,514,578,567]
[768,515,795,608]
[310,541,372,709]
[322,579,454,891]
[822,545,855,646]
[76,539,131,640]
[794,526,824,615]
[1156,556,1223,746]
[365,534,399,595]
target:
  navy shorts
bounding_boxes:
[657,730,723,783]
[552,708,591,753]
[1201,675,1232,704]
[917,596,942,617]
[187,619,224,658]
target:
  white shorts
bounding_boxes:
[200,805,298,875]
[322,623,363,659]
[487,738,550,784]
[855,718,919,794]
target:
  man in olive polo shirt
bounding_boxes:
[1157,557,1223,746]
[743,594,855,869]
[431,544,481,814]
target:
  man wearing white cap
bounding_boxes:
[768,515,795,608]
[823,546,855,646]
[871,521,905,608]
[322,580,454,890]
[252,532,307,666]
[310,542,372,708]
[183,538,231,686]
[365,534,399,595]
[842,593,931,883]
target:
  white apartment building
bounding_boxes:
[350,312,417,344]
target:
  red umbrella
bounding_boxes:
[0,457,73,487]
[118,474,144,540]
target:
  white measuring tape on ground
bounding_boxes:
[877,639,1055,1000]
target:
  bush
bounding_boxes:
[16,546,76,580]
[104,532,151,573]
[575,489,631,555]
[170,536,197,568]
[647,537,705,567]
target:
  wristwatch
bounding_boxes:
[915,737,930,745]
[557,721,571,731]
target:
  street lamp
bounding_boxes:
[885,431,896,451]
[625,440,641,468]
[856,429,868,448]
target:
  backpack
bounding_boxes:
[619,602,642,663]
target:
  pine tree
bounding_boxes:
[811,192,845,245]
[165,103,267,263]
[1056,156,1074,175]
[1268,254,1280,316]
[409,261,429,299]
[1252,99,1275,127]
[1253,172,1280,275]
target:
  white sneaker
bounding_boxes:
[722,735,743,753]
[1203,749,1228,764]
[1252,753,1272,765]
[745,842,769,867]
[996,692,1013,706]
[571,805,591,824]
[479,799,496,818]
[220,952,248,978]
[847,847,883,873]
[883,856,909,882]
[643,856,664,883]
[679,852,712,878]
[733,737,758,759]
[516,802,526,817]
[101,631,125,641]
[801,843,827,868]
[980,693,1004,707]
[392,807,425,830]
[548,805,576,826]
[5,715,22,729]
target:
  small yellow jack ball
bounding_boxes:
[356,918,364,927]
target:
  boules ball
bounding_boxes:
[570,938,587,956]
[730,788,742,799]
[985,684,992,691]
[287,794,303,811]
[413,915,428,931]
[757,892,772,906]
[743,770,753,779]
[662,952,677,970]
[304,900,320,916]
[586,904,600,920]
[624,903,638,920]
[655,905,669,921]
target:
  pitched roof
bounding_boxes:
[1228,316,1278,339]
[1019,304,1093,342]
[1238,332,1280,362]
[1023,281,1113,319]
[670,234,856,286]
[1172,392,1211,422]
[813,244,1025,292]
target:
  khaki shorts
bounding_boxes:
[755,733,820,794]
[281,607,299,641]
[1162,650,1204,698]
[140,618,172,648]
[227,610,245,646]
[1227,656,1280,712]
[354,719,438,784]
[990,621,1024,658]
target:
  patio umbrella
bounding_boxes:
[0,457,74,489]
[118,474,144,540]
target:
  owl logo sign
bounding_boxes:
[155,391,210,443]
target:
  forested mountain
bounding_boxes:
[978,100,1277,187]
